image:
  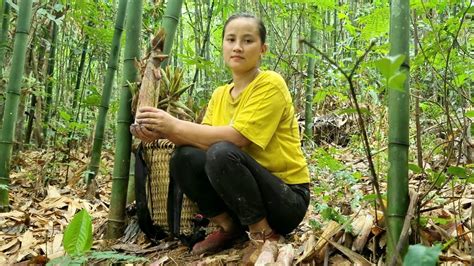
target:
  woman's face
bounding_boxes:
[222,17,267,74]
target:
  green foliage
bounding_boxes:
[47,208,147,265]
[358,6,390,40]
[375,54,407,91]
[311,147,344,172]
[403,244,442,266]
[63,209,93,256]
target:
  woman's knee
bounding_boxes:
[170,146,205,183]
[206,141,239,164]
[171,146,200,165]
[205,141,241,184]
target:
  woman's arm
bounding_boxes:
[132,107,251,150]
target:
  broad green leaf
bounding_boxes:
[388,71,407,91]
[391,54,406,70]
[83,94,101,107]
[403,244,442,266]
[63,209,93,256]
[431,217,451,225]
[375,57,391,79]
[375,55,406,79]
[432,172,447,188]
[408,163,422,174]
[465,110,474,118]
[447,166,466,178]
[313,90,327,104]
[59,111,71,122]
[337,107,370,115]
[467,175,474,183]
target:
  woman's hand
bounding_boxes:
[131,107,180,142]
[130,123,160,143]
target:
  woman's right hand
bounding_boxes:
[130,122,163,143]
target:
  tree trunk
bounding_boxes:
[106,0,143,239]
[0,0,33,212]
[387,0,410,260]
[71,37,89,110]
[86,0,127,186]
[42,21,58,146]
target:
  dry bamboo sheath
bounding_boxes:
[135,29,167,119]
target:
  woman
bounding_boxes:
[131,13,310,255]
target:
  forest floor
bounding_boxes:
[0,144,472,265]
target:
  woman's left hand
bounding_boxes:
[135,107,179,137]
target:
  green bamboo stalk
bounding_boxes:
[0,0,33,212]
[86,0,127,185]
[0,0,10,78]
[106,0,142,239]
[387,0,410,260]
[161,0,183,67]
[0,0,11,123]
[304,24,317,142]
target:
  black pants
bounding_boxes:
[169,141,310,235]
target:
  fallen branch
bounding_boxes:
[388,189,418,266]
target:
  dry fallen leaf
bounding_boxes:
[15,230,37,262]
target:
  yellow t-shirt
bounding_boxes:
[202,70,309,184]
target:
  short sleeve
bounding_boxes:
[232,83,286,150]
[202,89,219,125]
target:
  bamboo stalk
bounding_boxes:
[106,0,142,239]
[387,0,410,261]
[0,0,34,212]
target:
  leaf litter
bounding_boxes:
[0,144,472,265]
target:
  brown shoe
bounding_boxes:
[192,229,242,255]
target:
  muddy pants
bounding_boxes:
[169,141,310,234]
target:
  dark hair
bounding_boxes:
[222,13,267,43]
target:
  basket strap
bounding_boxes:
[167,168,184,236]
[135,144,167,243]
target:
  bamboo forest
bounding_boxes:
[0,0,472,265]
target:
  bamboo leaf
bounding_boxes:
[172,83,193,98]
[63,209,93,256]
[160,68,170,91]
[403,244,442,266]
[465,110,474,118]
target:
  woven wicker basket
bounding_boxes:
[142,139,199,234]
